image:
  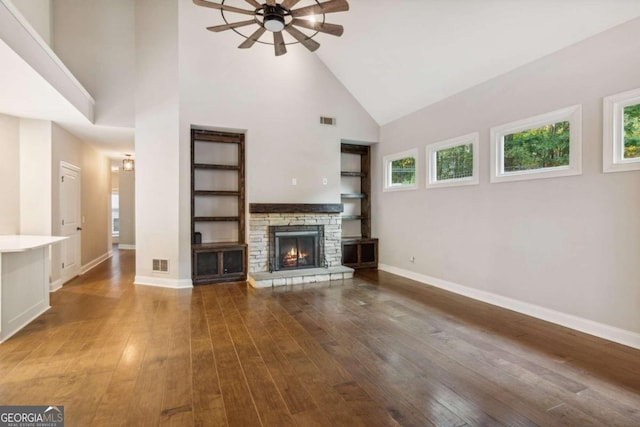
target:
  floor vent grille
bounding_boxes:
[152,259,169,273]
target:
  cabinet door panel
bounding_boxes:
[223,250,244,274]
[196,251,219,276]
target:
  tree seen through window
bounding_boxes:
[624,103,640,159]
[436,144,473,181]
[503,121,570,173]
[390,157,416,185]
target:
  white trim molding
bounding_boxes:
[383,148,419,192]
[603,87,640,173]
[379,264,640,350]
[490,105,582,183]
[80,250,113,275]
[118,244,136,250]
[134,276,193,289]
[50,278,63,292]
[426,132,479,189]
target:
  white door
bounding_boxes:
[60,162,81,283]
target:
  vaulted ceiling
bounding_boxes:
[1,0,640,154]
[314,0,640,124]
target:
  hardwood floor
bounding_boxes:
[1,249,639,426]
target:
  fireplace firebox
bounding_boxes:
[269,225,325,271]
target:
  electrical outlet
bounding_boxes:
[291,178,297,185]
[322,177,328,185]
[410,256,415,263]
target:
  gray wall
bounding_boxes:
[375,18,640,336]
[118,169,135,247]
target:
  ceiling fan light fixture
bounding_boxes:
[193,0,349,56]
[264,15,285,32]
[263,6,285,32]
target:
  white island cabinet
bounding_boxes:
[0,235,67,342]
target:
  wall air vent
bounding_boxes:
[152,259,169,273]
[320,116,336,126]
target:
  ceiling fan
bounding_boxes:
[193,0,349,56]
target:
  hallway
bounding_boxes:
[0,249,639,426]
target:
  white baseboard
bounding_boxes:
[80,250,113,275]
[378,264,640,350]
[118,244,136,250]
[134,275,193,289]
[50,278,63,292]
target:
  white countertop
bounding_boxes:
[0,235,68,253]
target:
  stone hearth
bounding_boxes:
[248,204,353,288]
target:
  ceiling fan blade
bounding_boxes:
[285,26,320,52]
[274,31,287,56]
[266,0,276,6]
[244,0,261,7]
[290,0,349,18]
[207,19,256,32]
[281,0,302,9]
[291,19,343,36]
[193,0,255,16]
[239,26,266,48]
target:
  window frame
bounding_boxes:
[603,87,640,173]
[426,132,479,189]
[489,105,582,183]
[383,148,418,192]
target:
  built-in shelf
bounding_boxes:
[191,129,247,285]
[340,143,378,269]
[341,193,366,199]
[193,242,243,250]
[194,190,240,197]
[341,215,368,221]
[341,171,366,177]
[193,163,240,171]
[194,216,240,222]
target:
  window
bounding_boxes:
[490,105,582,183]
[603,87,640,173]
[112,191,119,236]
[426,132,479,189]
[383,149,418,191]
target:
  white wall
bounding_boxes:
[375,18,640,341]
[11,0,51,46]
[0,113,20,234]
[179,0,379,204]
[134,0,184,286]
[52,0,134,127]
[19,118,51,235]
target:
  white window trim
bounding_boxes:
[603,87,640,173]
[383,148,418,192]
[426,132,479,189]
[490,105,582,184]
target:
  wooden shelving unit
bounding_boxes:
[340,143,378,269]
[191,129,247,285]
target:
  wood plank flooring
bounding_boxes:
[1,248,640,426]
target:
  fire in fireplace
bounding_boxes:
[269,225,325,271]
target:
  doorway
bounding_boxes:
[59,161,81,283]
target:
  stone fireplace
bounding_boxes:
[269,225,325,271]
[248,203,354,288]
